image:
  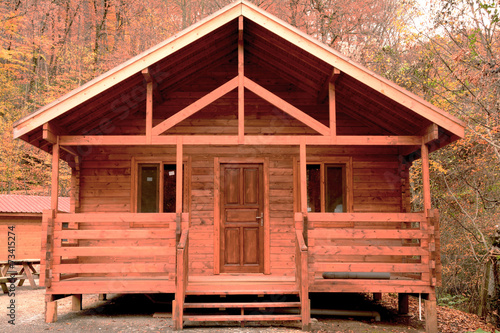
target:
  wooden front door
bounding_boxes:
[220,163,264,273]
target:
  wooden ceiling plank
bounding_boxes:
[337,83,415,134]
[246,42,323,90]
[246,54,318,97]
[152,76,239,135]
[244,77,330,136]
[343,77,424,129]
[336,99,397,135]
[245,23,332,75]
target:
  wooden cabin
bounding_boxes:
[0,195,69,260]
[12,1,464,331]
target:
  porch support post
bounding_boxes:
[425,293,438,333]
[299,141,307,217]
[421,141,431,214]
[45,295,57,323]
[329,82,337,143]
[299,141,308,244]
[145,78,153,144]
[176,137,184,239]
[51,138,60,213]
[238,15,244,144]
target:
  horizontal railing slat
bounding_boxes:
[53,246,174,257]
[312,263,429,273]
[53,263,175,274]
[310,245,426,256]
[55,229,175,240]
[54,212,183,223]
[309,229,427,239]
[306,212,426,222]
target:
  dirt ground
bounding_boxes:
[0,283,495,333]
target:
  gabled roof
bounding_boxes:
[0,195,70,214]
[13,0,465,152]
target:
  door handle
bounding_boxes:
[256,212,264,226]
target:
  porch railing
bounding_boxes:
[42,212,188,289]
[302,210,441,293]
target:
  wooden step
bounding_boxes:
[184,314,302,322]
[186,282,299,295]
[184,301,301,309]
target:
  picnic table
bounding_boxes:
[0,259,40,293]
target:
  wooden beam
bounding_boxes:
[299,141,307,215]
[244,77,330,136]
[142,68,164,105]
[336,136,422,145]
[42,122,65,144]
[421,141,432,213]
[422,123,439,144]
[59,134,423,146]
[318,68,340,104]
[176,137,183,214]
[152,76,238,135]
[329,82,336,142]
[238,16,244,144]
[51,138,60,213]
[146,81,153,144]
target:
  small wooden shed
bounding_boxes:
[0,195,69,260]
[12,1,464,331]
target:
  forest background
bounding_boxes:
[0,0,499,325]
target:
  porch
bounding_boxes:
[41,209,440,330]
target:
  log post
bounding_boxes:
[398,293,409,315]
[72,294,82,311]
[425,293,438,333]
[45,295,57,323]
[421,141,431,214]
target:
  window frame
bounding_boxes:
[295,156,353,213]
[131,156,189,213]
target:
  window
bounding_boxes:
[297,158,352,213]
[135,162,185,213]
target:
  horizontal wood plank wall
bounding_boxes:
[76,145,404,280]
[0,216,42,260]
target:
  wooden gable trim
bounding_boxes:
[240,2,465,138]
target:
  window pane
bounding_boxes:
[138,165,159,213]
[306,164,321,213]
[325,165,344,212]
[163,164,176,213]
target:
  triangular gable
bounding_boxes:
[13,0,465,145]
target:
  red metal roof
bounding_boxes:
[0,195,70,214]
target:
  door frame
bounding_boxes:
[214,157,270,275]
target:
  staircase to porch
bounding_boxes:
[173,230,310,329]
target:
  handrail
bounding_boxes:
[295,230,307,251]
[295,229,309,330]
[175,229,189,330]
[178,229,189,250]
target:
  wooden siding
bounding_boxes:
[77,145,405,278]
[0,215,42,260]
